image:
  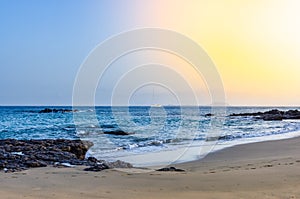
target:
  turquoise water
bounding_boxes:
[1,106,300,165]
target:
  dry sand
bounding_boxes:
[1,136,300,199]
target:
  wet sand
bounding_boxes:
[1,136,300,199]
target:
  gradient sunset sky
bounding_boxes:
[0,0,299,106]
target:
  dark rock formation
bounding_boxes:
[0,139,93,172]
[103,130,135,136]
[261,113,283,121]
[156,167,185,172]
[39,108,78,113]
[83,160,132,172]
[84,163,110,172]
[0,139,132,173]
[230,112,263,117]
[282,110,300,119]
[105,160,133,169]
[229,109,300,121]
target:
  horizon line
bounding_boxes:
[0,104,300,107]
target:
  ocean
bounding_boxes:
[1,106,300,167]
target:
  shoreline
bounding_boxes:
[113,129,300,167]
[1,134,300,198]
[178,133,300,170]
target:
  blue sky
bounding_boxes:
[0,1,140,105]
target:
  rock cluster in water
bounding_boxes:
[103,130,135,136]
[39,108,78,113]
[0,139,132,173]
[230,109,300,121]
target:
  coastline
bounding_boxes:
[114,129,300,167]
[1,134,300,198]
[178,132,300,170]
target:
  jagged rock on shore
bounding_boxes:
[83,160,133,172]
[156,167,185,172]
[84,163,110,172]
[0,139,132,173]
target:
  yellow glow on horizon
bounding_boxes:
[135,0,300,105]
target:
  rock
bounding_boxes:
[25,160,47,167]
[156,167,185,172]
[261,114,283,121]
[283,110,300,119]
[229,109,300,121]
[0,139,133,173]
[39,108,78,113]
[0,139,93,172]
[83,160,133,172]
[106,160,133,169]
[84,163,109,172]
[67,141,93,160]
[230,112,263,117]
[87,157,98,163]
[103,130,135,136]
[265,109,284,115]
[39,108,53,113]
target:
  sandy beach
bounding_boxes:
[1,136,300,199]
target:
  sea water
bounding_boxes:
[1,106,300,166]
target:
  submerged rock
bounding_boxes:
[103,130,135,136]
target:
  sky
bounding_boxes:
[0,0,299,106]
